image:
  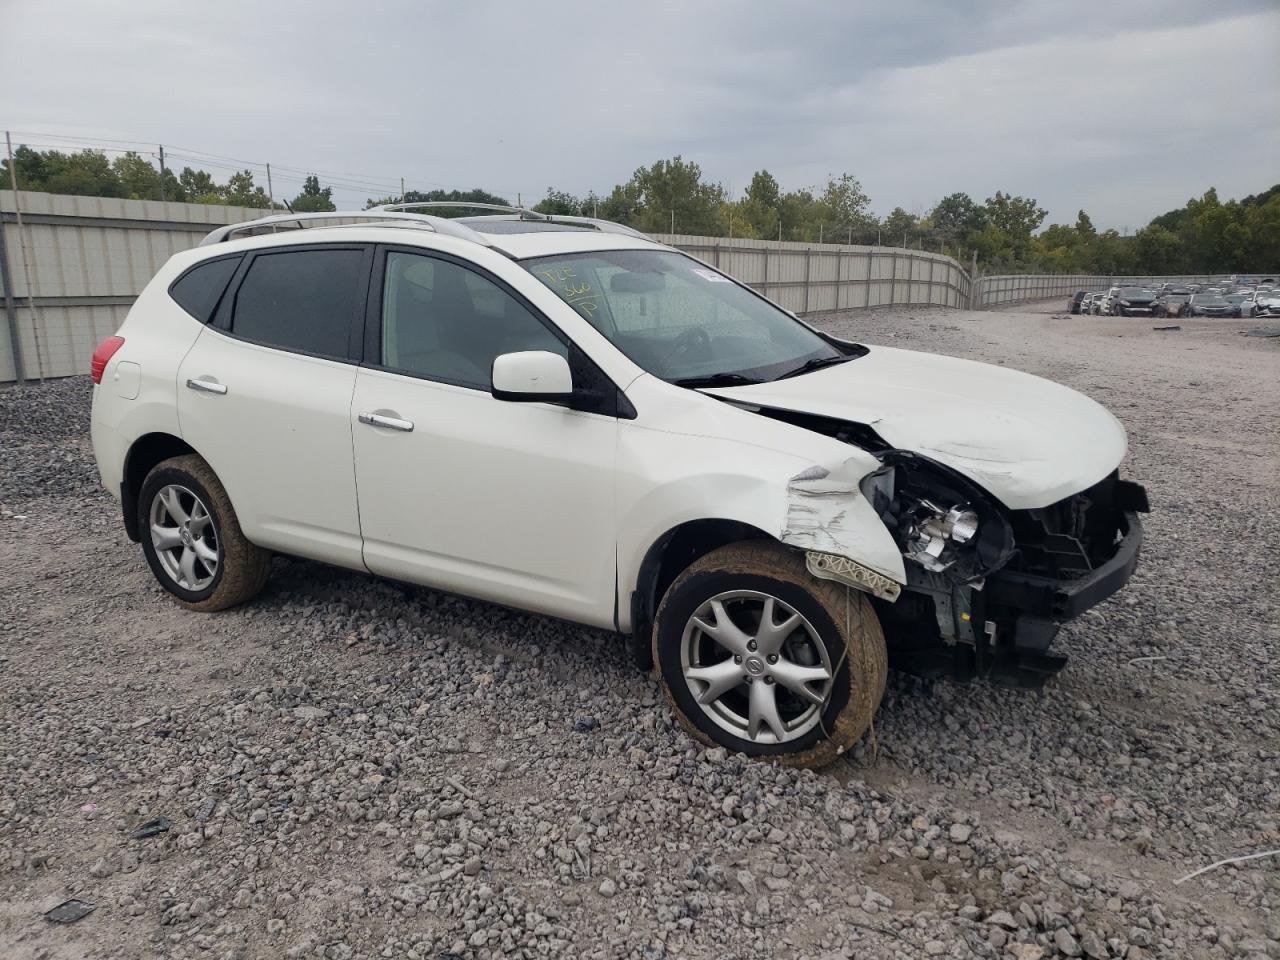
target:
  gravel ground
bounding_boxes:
[1,303,1277,960]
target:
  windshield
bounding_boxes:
[1195,295,1226,304]
[523,249,844,383]
[1120,287,1148,298]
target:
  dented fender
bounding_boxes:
[780,457,906,584]
[615,377,906,632]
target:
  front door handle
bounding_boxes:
[186,377,228,395]
[358,412,414,432]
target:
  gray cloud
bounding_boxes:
[1,0,1276,228]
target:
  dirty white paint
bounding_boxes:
[704,344,1128,510]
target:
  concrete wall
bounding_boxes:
[650,234,971,314]
[0,191,980,382]
[1,189,1247,382]
[0,191,270,383]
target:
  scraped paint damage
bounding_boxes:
[781,459,866,555]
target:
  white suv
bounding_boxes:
[90,204,1148,766]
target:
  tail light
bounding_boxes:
[91,336,126,384]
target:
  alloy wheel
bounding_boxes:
[149,484,219,591]
[680,590,834,744]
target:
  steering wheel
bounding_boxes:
[664,327,712,373]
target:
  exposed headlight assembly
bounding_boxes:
[861,453,1014,584]
[904,499,980,572]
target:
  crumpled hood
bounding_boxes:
[703,345,1128,510]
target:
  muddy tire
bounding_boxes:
[653,541,887,768]
[138,454,271,612]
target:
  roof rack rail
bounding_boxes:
[373,202,650,239]
[372,200,550,220]
[198,209,495,247]
[528,215,650,240]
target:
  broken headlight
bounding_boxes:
[861,454,1014,583]
[903,499,980,572]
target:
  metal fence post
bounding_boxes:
[0,211,25,383]
[763,245,770,300]
[865,249,874,307]
[889,251,898,305]
[803,247,812,314]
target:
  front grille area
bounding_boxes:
[1002,472,1127,579]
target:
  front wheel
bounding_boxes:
[652,542,887,768]
[138,455,271,611]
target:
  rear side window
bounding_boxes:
[170,256,241,322]
[231,249,365,359]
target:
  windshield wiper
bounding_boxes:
[775,354,853,380]
[672,372,763,388]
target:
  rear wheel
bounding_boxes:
[138,455,271,611]
[652,542,887,768]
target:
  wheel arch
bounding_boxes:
[120,432,200,541]
[626,517,776,671]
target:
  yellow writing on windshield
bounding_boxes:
[540,265,599,319]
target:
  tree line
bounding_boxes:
[4,146,1276,275]
[1,146,338,212]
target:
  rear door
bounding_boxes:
[177,244,372,569]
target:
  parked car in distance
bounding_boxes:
[1185,293,1232,317]
[1067,291,1087,314]
[1099,287,1122,315]
[1224,293,1248,318]
[88,204,1150,766]
[1255,290,1280,317]
[1090,292,1109,315]
[1154,288,1192,318]
[1110,286,1157,317]
[1078,293,1096,314]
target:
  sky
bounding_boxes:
[1,0,1277,231]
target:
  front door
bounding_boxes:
[351,248,618,627]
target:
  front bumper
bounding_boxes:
[881,477,1149,688]
[984,510,1143,621]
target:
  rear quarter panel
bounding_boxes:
[90,251,210,496]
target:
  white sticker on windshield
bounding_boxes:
[692,268,731,283]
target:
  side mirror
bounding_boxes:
[491,350,573,402]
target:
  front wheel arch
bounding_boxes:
[628,519,774,671]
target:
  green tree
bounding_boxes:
[881,207,921,247]
[532,189,585,216]
[223,170,271,208]
[930,192,985,246]
[179,167,222,204]
[619,156,728,235]
[365,187,511,214]
[291,174,335,212]
[817,173,874,243]
[777,187,822,241]
[1133,225,1183,273]
[112,151,162,200]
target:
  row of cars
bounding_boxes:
[1068,281,1280,319]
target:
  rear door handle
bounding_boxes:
[186,377,228,395]
[358,412,414,432]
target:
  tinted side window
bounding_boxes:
[170,256,241,322]
[381,252,565,390]
[232,249,364,359]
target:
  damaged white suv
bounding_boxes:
[90,204,1148,767]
